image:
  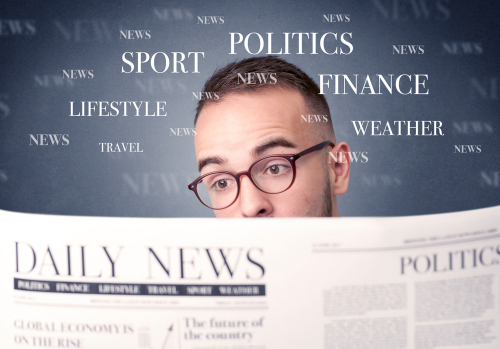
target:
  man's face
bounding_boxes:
[194,88,333,217]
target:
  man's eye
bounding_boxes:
[215,179,228,189]
[210,177,234,190]
[265,164,288,175]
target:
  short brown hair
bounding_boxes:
[194,56,334,138]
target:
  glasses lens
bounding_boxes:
[251,157,294,193]
[196,172,238,209]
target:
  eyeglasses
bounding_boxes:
[188,140,334,210]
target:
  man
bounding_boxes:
[189,56,350,217]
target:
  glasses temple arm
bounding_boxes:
[296,141,335,158]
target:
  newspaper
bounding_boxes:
[1,207,499,349]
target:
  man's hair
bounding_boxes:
[194,56,335,140]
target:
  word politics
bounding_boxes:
[230,32,353,55]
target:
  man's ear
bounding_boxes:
[327,142,351,196]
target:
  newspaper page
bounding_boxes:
[1,206,499,349]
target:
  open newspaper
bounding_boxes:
[1,206,499,349]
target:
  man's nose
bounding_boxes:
[237,176,273,217]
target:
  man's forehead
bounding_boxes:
[193,89,312,172]
[195,89,307,136]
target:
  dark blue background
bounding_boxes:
[0,0,499,217]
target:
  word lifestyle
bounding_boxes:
[69,101,168,116]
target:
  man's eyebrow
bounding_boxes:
[252,138,297,157]
[198,139,296,172]
[198,156,226,172]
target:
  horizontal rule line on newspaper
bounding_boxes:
[14,279,265,296]
[13,301,268,311]
[312,232,500,253]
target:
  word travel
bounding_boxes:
[99,143,143,152]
